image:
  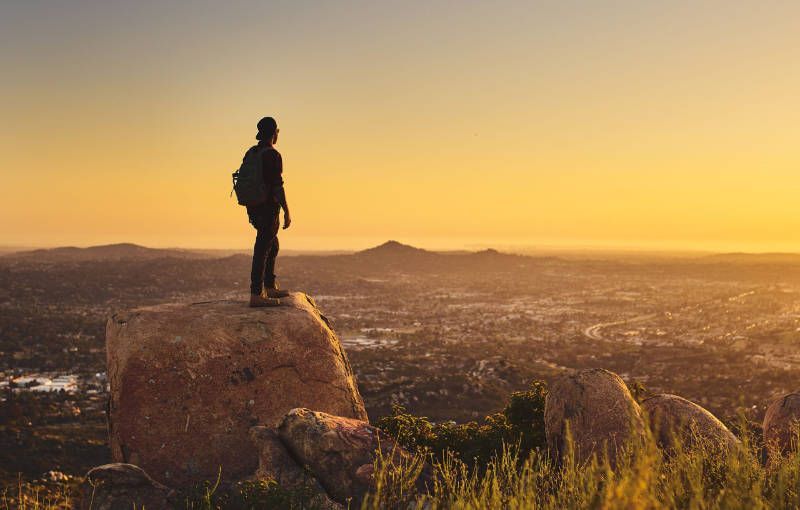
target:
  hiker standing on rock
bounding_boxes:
[233,117,292,307]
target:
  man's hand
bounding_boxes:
[283,211,292,229]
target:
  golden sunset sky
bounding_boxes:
[1,1,798,251]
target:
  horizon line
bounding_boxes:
[3,239,800,257]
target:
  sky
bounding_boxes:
[1,0,798,252]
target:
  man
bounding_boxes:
[246,117,292,307]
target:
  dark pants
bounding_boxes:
[249,211,280,295]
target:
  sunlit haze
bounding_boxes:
[2,1,798,252]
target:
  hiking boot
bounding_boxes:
[249,294,281,308]
[264,283,290,298]
[265,288,290,298]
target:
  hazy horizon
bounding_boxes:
[5,236,800,257]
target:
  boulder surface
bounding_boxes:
[763,393,800,461]
[545,368,646,465]
[249,426,311,488]
[106,293,368,486]
[277,408,423,505]
[641,394,739,451]
[249,426,343,509]
[77,463,172,510]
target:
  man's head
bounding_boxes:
[256,117,279,144]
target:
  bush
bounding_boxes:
[377,380,548,467]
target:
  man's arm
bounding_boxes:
[275,185,291,229]
[270,151,291,229]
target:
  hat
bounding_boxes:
[256,117,277,140]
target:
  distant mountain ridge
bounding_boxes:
[2,243,207,263]
[1,240,532,267]
[0,239,648,271]
[4,241,799,265]
[334,239,534,274]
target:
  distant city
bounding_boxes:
[2,241,800,482]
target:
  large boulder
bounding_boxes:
[277,408,426,506]
[545,368,646,465]
[763,393,800,462]
[641,394,739,451]
[77,463,173,510]
[106,293,368,486]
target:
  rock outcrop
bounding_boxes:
[248,426,311,488]
[106,293,368,486]
[277,408,424,505]
[545,368,646,465]
[247,425,342,509]
[77,463,173,510]
[763,393,800,462]
[641,394,739,451]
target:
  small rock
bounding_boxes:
[277,408,427,506]
[43,470,70,483]
[77,463,173,510]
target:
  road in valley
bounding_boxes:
[581,290,758,341]
[582,313,658,341]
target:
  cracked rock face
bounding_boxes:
[248,426,343,509]
[106,293,367,486]
[545,368,646,466]
[277,408,420,505]
[763,393,800,463]
[641,394,739,452]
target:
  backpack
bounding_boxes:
[231,147,267,206]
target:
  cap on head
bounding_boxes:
[256,117,278,141]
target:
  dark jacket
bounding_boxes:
[245,144,283,219]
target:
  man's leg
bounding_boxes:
[263,235,291,298]
[249,220,280,307]
[250,227,270,295]
[264,236,279,289]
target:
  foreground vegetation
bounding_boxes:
[5,381,800,509]
[365,382,800,509]
[364,428,800,509]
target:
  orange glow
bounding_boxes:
[1,2,798,252]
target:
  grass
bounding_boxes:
[362,421,800,510]
[5,432,800,509]
[1,478,72,510]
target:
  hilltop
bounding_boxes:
[2,243,208,263]
[339,240,533,273]
[356,240,437,258]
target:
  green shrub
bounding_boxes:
[377,380,548,468]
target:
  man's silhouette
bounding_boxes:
[246,117,292,307]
